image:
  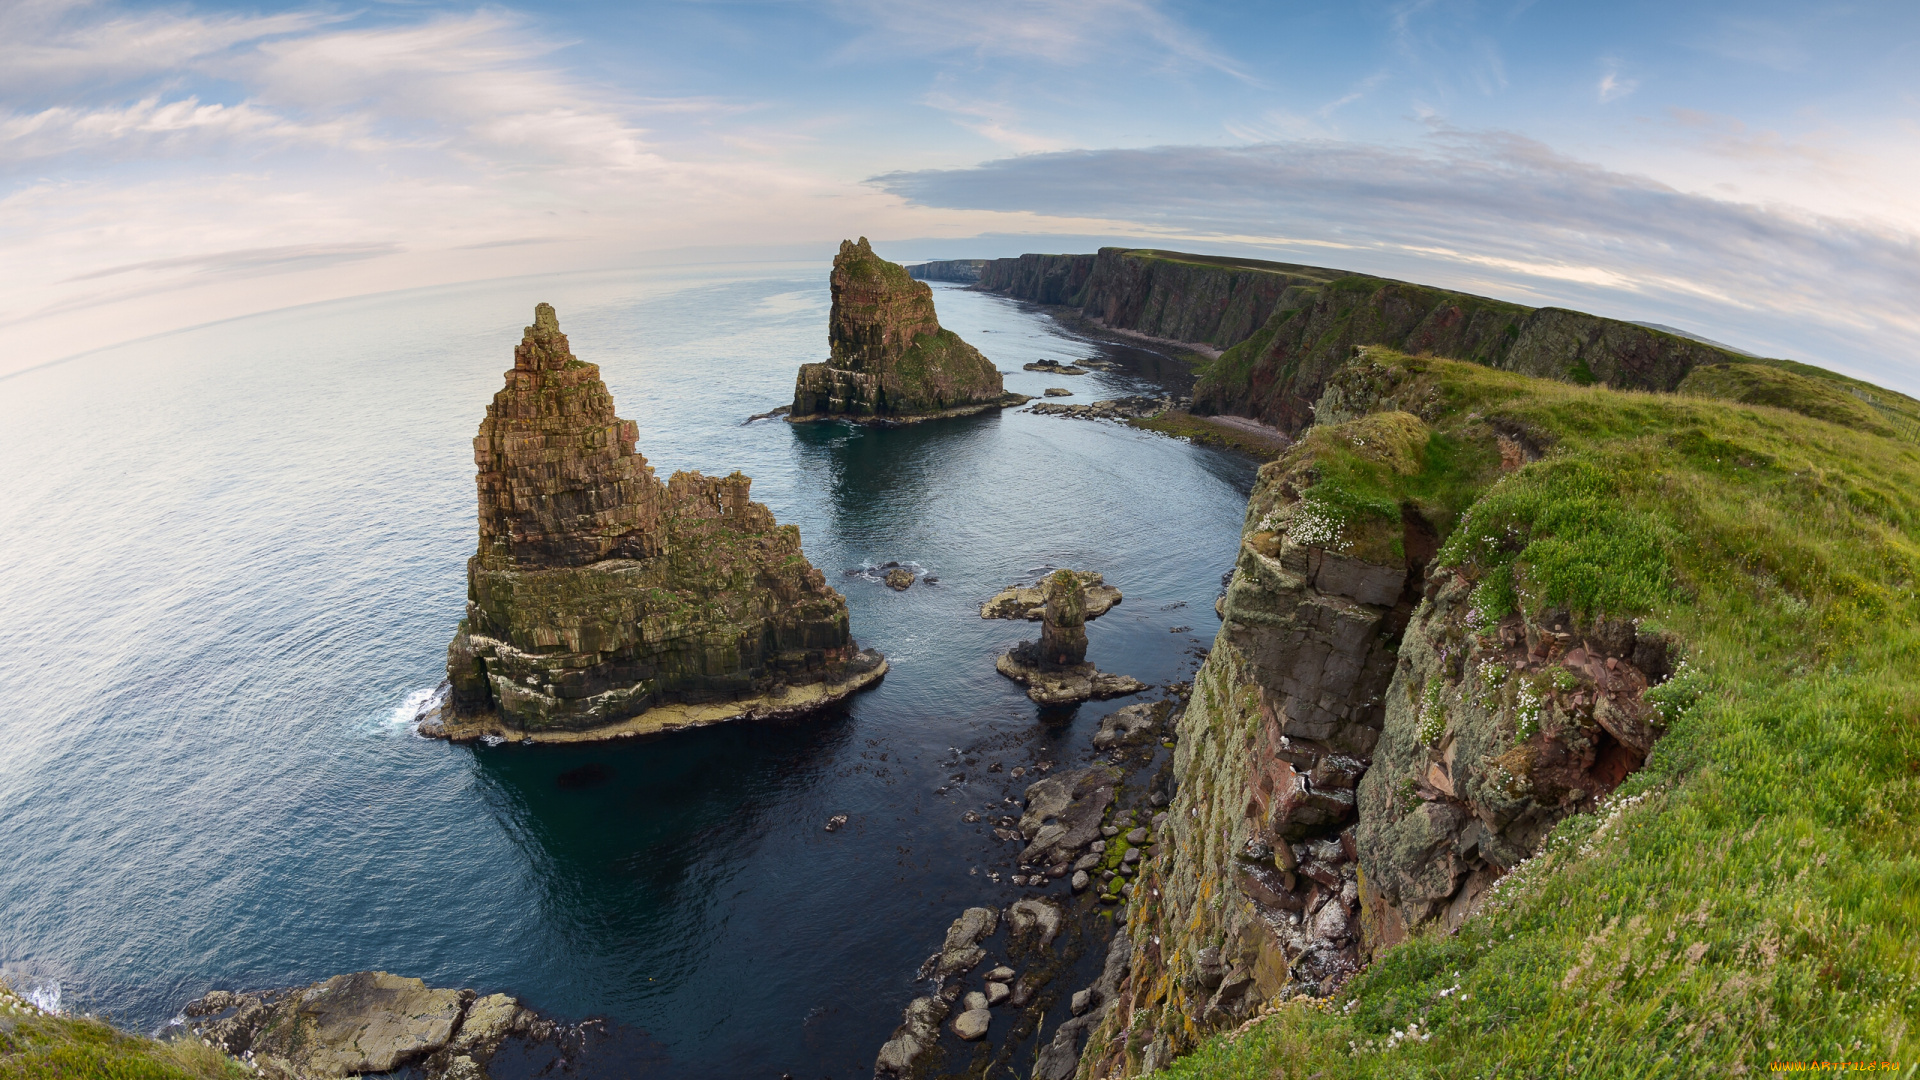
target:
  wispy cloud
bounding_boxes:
[1597,62,1637,103]
[872,133,1920,391]
[831,0,1255,84]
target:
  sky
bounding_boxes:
[4,0,1919,391]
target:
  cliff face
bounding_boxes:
[905,258,988,284]
[974,248,1750,433]
[791,239,1019,421]
[445,304,877,735]
[1072,353,1675,1076]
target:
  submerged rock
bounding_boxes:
[790,238,1028,423]
[433,304,884,742]
[1022,359,1088,376]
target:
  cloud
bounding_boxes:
[64,243,401,283]
[0,0,336,93]
[872,134,1920,391]
[0,96,365,163]
[1597,65,1637,104]
[830,0,1253,83]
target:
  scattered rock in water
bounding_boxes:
[1016,767,1118,868]
[985,982,1011,1007]
[1029,395,1175,420]
[884,567,914,590]
[962,810,981,824]
[1071,989,1092,1016]
[952,1007,992,1041]
[824,814,848,832]
[979,570,1122,621]
[1033,933,1133,1080]
[963,991,988,1012]
[1091,701,1168,750]
[744,404,792,423]
[874,996,948,1076]
[185,972,513,1080]
[1043,387,1073,397]
[1071,870,1090,892]
[935,907,1000,975]
[986,965,1016,983]
[1022,359,1088,375]
[1169,625,1191,633]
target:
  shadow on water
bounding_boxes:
[787,409,1012,531]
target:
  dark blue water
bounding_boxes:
[0,265,1254,1076]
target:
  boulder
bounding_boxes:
[1007,897,1066,949]
[952,1008,992,1041]
[936,907,1000,975]
[1092,701,1165,750]
[1017,768,1119,867]
[884,568,914,590]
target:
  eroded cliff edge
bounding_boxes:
[791,239,1027,423]
[1065,352,1681,1075]
[434,304,883,741]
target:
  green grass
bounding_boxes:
[0,986,244,1080]
[1148,352,1920,1076]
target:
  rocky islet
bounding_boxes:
[789,238,1028,423]
[427,303,885,743]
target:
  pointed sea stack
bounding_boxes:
[430,304,885,742]
[789,238,1029,422]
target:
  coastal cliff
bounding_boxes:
[438,304,883,740]
[1049,347,1920,1075]
[975,248,1752,432]
[791,239,1026,422]
[907,259,989,284]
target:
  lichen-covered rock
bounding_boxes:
[935,906,1001,976]
[1355,579,1669,947]
[440,304,882,738]
[1037,570,1089,666]
[1091,701,1167,750]
[790,238,1026,422]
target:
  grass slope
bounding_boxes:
[1150,352,1920,1076]
[0,985,243,1080]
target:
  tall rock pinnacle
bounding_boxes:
[438,304,886,739]
[790,238,1027,422]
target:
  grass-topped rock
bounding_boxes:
[790,238,1028,423]
[433,304,884,742]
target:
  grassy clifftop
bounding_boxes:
[0,984,242,1079]
[1125,349,1918,1076]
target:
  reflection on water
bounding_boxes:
[0,270,1254,1077]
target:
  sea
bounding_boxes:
[0,262,1257,1077]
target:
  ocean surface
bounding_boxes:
[0,263,1256,1077]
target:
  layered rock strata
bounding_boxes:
[975,247,1754,432]
[996,571,1145,705]
[905,259,989,284]
[436,304,883,740]
[790,239,1027,423]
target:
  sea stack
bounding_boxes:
[790,238,1028,422]
[432,304,885,741]
[995,570,1146,706]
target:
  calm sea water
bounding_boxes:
[0,264,1254,1077]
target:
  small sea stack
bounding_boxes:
[789,238,1029,423]
[429,303,885,742]
[996,570,1145,706]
